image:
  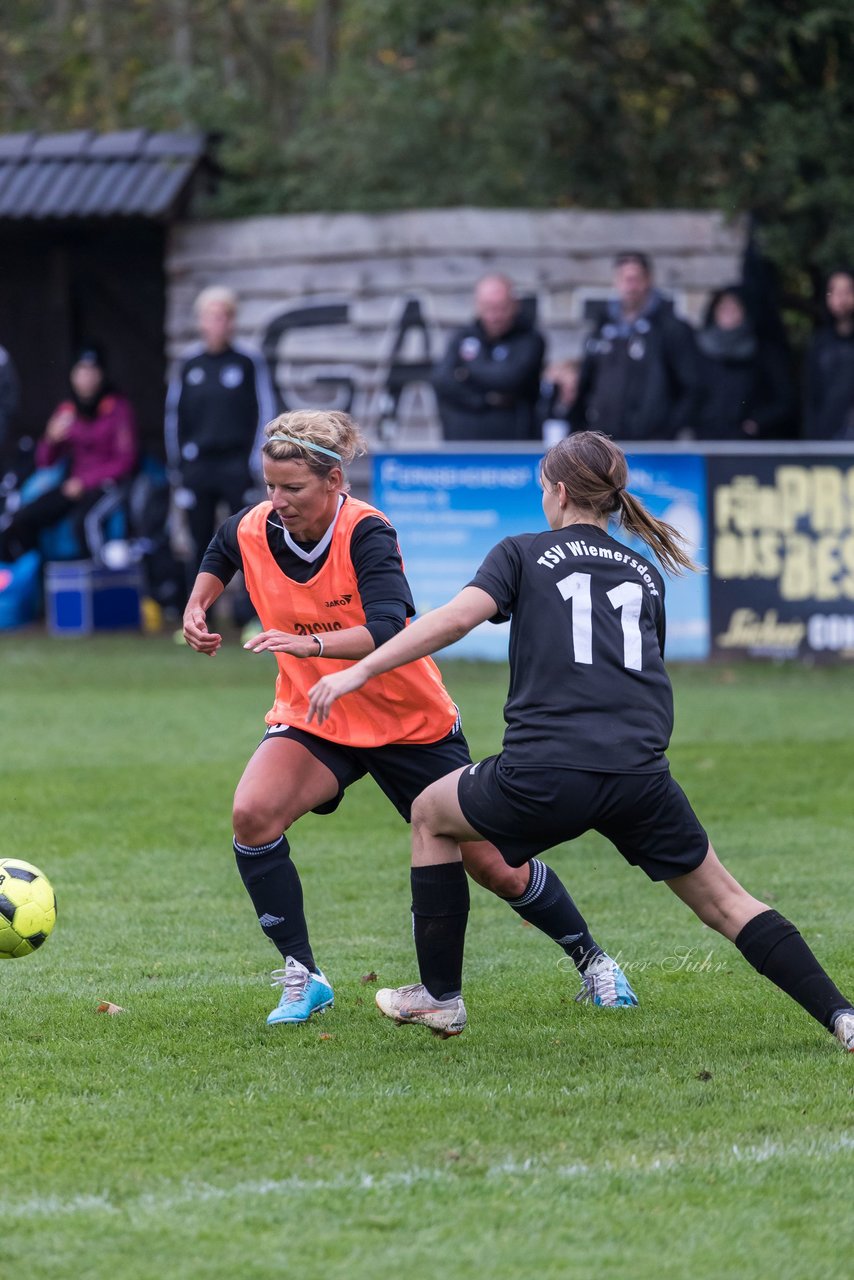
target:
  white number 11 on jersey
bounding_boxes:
[556,572,644,671]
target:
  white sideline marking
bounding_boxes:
[5,1134,853,1221]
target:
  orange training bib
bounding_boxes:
[237,497,458,747]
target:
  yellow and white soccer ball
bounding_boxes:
[0,859,57,958]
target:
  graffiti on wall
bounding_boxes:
[258,292,547,439]
[260,296,437,439]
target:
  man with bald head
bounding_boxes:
[433,274,545,441]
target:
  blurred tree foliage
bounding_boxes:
[0,0,852,301]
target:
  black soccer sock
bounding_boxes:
[233,835,316,972]
[507,859,603,972]
[411,862,470,1002]
[735,909,852,1030]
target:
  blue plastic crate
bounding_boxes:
[45,560,142,636]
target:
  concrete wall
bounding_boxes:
[166,208,746,444]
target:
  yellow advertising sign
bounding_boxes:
[710,458,854,659]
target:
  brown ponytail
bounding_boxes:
[541,432,700,576]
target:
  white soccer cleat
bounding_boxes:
[832,1010,854,1052]
[575,952,639,1008]
[375,982,467,1038]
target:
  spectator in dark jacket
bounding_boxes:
[803,270,854,440]
[570,252,700,440]
[165,285,277,631]
[696,286,795,440]
[433,275,545,441]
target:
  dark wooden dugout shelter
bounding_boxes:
[0,129,212,458]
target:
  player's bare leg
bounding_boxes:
[233,735,339,846]
[233,737,339,1025]
[459,839,528,897]
[665,844,768,939]
[668,844,853,1050]
[411,767,479,863]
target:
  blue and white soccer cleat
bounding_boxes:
[267,955,334,1025]
[575,953,639,1008]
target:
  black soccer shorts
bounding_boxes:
[457,755,709,881]
[260,719,472,822]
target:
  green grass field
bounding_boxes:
[2,633,853,1280]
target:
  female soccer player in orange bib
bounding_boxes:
[183,410,635,1025]
[308,431,854,1050]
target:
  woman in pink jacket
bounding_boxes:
[0,345,137,562]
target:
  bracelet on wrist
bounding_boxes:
[312,634,324,657]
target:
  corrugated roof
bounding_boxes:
[0,130,209,222]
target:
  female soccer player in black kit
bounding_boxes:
[308,431,854,1049]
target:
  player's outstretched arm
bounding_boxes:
[243,623,376,660]
[306,586,496,724]
[183,572,225,656]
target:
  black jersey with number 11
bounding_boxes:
[468,523,674,773]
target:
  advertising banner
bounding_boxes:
[709,455,854,661]
[373,450,709,660]
[373,453,540,660]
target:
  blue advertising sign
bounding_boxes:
[373,451,709,660]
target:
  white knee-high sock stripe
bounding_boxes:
[233,836,285,857]
[511,858,547,908]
